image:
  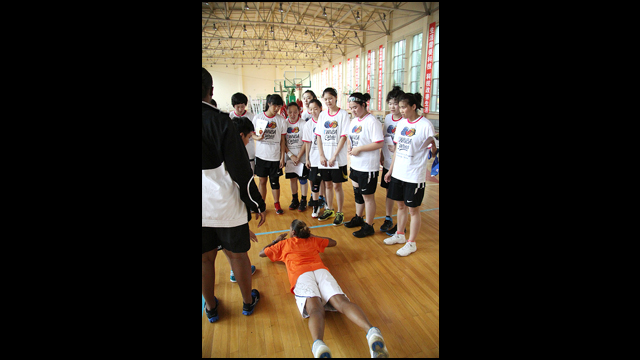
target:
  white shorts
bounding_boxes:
[293,269,348,318]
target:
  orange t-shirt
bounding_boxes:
[264,236,330,294]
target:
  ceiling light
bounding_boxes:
[354,31,358,37]
[316,43,319,49]
[244,2,249,10]
[243,40,246,46]
[383,14,387,23]
[356,11,360,20]
[323,7,327,17]
[270,26,274,34]
[279,3,283,12]
[295,42,298,47]
[332,30,336,37]
[213,23,217,31]
[304,29,308,36]
[243,25,247,32]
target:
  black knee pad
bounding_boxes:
[269,173,280,189]
[312,181,321,193]
[353,186,365,204]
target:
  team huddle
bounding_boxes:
[203,67,437,358]
[230,86,437,257]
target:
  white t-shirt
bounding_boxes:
[229,109,255,160]
[348,113,384,172]
[391,116,437,184]
[252,112,287,162]
[314,108,350,167]
[285,117,305,157]
[301,110,313,123]
[301,117,320,167]
[382,113,403,170]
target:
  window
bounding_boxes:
[392,40,405,90]
[410,33,423,94]
[430,25,439,113]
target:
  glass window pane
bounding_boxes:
[432,79,439,96]
[432,62,439,79]
[431,96,437,112]
[435,25,439,44]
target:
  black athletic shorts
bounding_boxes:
[202,223,251,254]
[380,168,390,189]
[349,168,379,195]
[255,157,283,178]
[320,165,348,183]
[386,177,426,208]
[308,166,322,183]
[285,164,310,179]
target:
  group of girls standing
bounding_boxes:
[248,86,437,257]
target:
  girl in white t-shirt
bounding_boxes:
[283,102,309,212]
[342,93,384,238]
[252,94,287,215]
[315,87,350,226]
[302,99,325,218]
[383,93,437,257]
[300,90,326,208]
[379,86,405,235]
[230,92,256,173]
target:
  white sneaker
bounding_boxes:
[396,242,417,256]
[383,232,406,245]
[312,339,331,358]
[366,327,389,358]
[312,205,320,218]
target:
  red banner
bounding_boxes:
[423,22,436,113]
[378,45,383,110]
[366,50,371,94]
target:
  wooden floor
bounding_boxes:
[202,157,439,358]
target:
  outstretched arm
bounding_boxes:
[310,233,337,247]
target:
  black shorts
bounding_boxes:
[349,168,379,195]
[386,177,426,208]
[285,164,310,180]
[320,165,348,183]
[202,223,251,254]
[255,157,283,178]
[380,168,390,189]
[308,166,322,183]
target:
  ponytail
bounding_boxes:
[291,219,311,238]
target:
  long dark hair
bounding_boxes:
[264,94,284,112]
[397,92,423,111]
[386,85,404,103]
[291,219,311,238]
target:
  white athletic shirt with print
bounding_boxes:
[252,112,287,162]
[229,109,255,160]
[382,113,402,170]
[301,110,313,123]
[391,116,436,184]
[348,113,385,172]
[301,117,320,166]
[314,108,350,167]
[285,116,305,158]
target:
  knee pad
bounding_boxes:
[269,174,280,189]
[298,178,307,185]
[353,186,365,204]
[311,181,320,193]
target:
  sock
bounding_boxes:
[301,195,307,201]
[385,216,392,221]
[292,193,298,200]
[397,231,405,235]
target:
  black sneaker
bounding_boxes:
[204,297,219,323]
[298,199,307,212]
[353,223,375,238]
[344,214,365,228]
[379,219,394,232]
[289,199,300,210]
[385,224,406,236]
[242,289,260,315]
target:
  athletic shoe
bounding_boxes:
[242,289,260,316]
[230,265,257,283]
[275,202,284,215]
[298,199,307,212]
[204,297,219,323]
[289,199,300,210]
[379,219,394,232]
[385,224,406,237]
[353,222,375,238]
[332,212,344,226]
[396,242,417,256]
[366,327,389,358]
[318,209,335,221]
[383,232,406,245]
[318,196,326,209]
[312,205,320,218]
[344,214,364,228]
[312,339,332,358]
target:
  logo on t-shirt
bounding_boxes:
[324,120,338,128]
[401,127,416,137]
[287,127,300,133]
[267,121,277,129]
[352,125,362,134]
[387,125,397,134]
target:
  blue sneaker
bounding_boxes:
[385,224,406,237]
[204,297,219,323]
[230,265,256,283]
[242,289,260,316]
